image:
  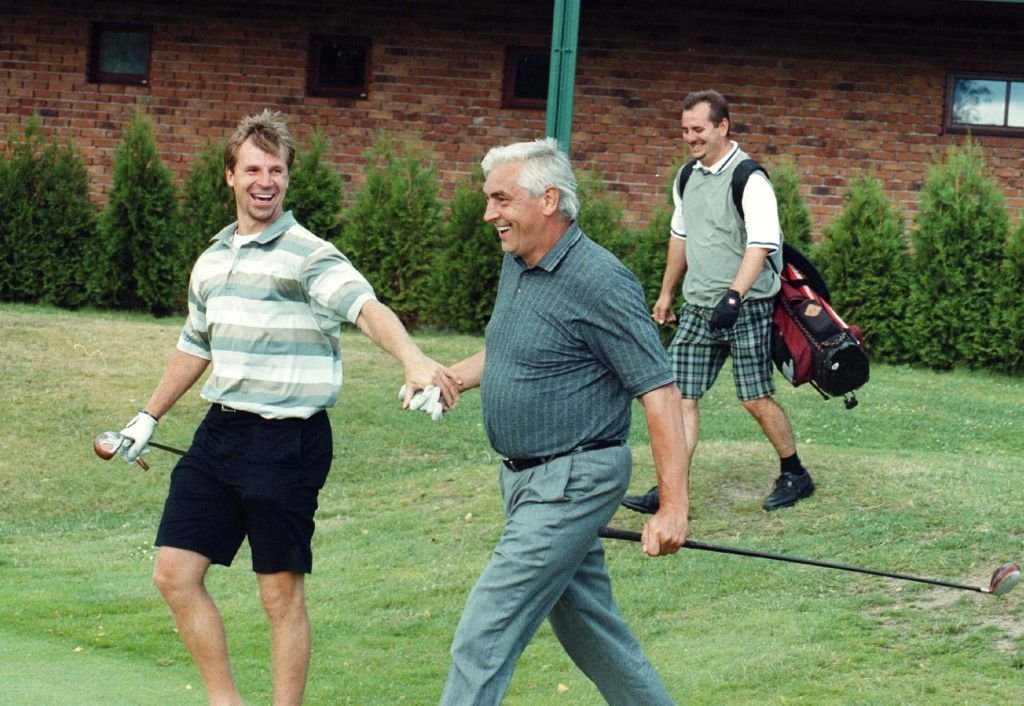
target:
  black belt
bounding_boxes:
[213,403,256,416]
[501,439,625,472]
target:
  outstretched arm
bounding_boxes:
[445,350,485,393]
[355,299,461,406]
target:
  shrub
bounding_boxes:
[0,117,97,308]
[425,171,500,333]
[627,207,672,312]
[769,159,813,248]
[86,114,184,315]
[907,140,1009,370]
[996,217,1024,373]
[336,135,442,328]
[575,171,627,255]
[180,142,235,270]
[816,174,911,363]
[286,129,345,242]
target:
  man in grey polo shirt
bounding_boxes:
[436,138,690,705]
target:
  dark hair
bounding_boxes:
[224,109,296,172]
[682,90,730,128]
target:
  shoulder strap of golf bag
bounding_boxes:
[676,158,767,222]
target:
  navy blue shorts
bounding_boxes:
[155,405,333,574]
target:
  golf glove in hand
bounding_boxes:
[399,385,444,421]
[709,289,742,331]
[119,411,158,463]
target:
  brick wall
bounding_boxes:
[2,0,1023,235]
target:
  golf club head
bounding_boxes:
[93,431,149,470]
[989,562,1021,596]
[93,431,125,460]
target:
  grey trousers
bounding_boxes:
[439,445,676,705]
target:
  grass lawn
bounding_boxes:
[1,303,1021,704]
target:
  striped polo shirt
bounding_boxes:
[480,223,674,459]
[177,211,376,419]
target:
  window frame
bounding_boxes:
[502,46,549,110]
[945,72,1024,137]
[88,22,153,86]
[307,34,372,99]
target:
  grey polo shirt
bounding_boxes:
[480,223,674,459]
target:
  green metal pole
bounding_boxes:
[545,0,580,151]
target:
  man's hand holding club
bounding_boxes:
[118,410,159,464]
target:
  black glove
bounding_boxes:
[709,289,742,331]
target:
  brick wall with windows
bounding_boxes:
[3,0,1023,234]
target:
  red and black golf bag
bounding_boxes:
[770,244,869,409]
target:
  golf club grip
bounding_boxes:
[598,526,984,593]
[599,527,642,542]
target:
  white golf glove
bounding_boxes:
[398,385,444,421]
[119,411,158,463]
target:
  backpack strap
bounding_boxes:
[730,158,768,221]
[675,160,697,202]
[676,157,768,222]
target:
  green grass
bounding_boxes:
[1,302,1022,705]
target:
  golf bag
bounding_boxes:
[675,158,869,406]
[770,245,869,408]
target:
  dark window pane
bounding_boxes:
[98,31,150,76]
[513,52,549,100]
[317,42,367,89]
[308,36,370,98]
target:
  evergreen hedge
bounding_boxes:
[336,136,443,328]
[0,118,97,308]
[6,118,1024,381]
[425,172,500,333]
[817,174,911,363]
[180,143,235,271]
[907,141,1009,370]
[85,114,183,315]
[286,129,345,243]
[997,217,1024,373]
[769,160,814,249]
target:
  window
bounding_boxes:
[308,35,371,98]
[89,23,152,85]
[946,73,1024,136]
[503,47,549,109]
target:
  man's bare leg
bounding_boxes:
[741,395,796,457]
[153,547,243,706]
[257,571,310,706]
[742,395,814,509]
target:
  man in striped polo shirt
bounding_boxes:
[436,138,690,705]
[115,110,455,705]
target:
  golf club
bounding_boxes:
[599,526,1021,597]
[93,430,187,471]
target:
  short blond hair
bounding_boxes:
[224,109,295,171]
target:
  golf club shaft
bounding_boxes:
[599,527,988,594]
[148,440,187,457]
